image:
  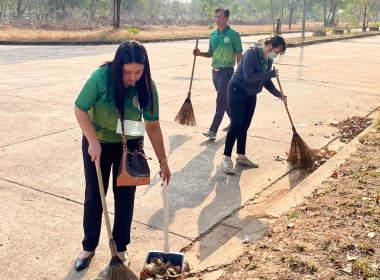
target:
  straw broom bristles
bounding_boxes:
[287,131,316,169]
[274,68,315,169]
[106,256,138,280]
[174,39,198,126]
[174,96,196,126]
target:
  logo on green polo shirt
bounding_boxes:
[224,37,230,43]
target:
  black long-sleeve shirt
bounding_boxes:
[231,46,281,98]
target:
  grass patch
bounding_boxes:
[297,244,307,252]
[352,257,378,277]
[287,212,300,219]
[246,262,258,270]
[329,253,337,262]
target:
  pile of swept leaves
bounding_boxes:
[331,116,374,144]
[218,123,380,279]
[275,116,374,170]
[140,255,190,279]
[310,116,374,170]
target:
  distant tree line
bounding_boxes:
[0,0,379,30]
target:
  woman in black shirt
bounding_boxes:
[222,35,287,175]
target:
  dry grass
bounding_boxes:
[285,31,380,45]
[0,23,327,43]
[1,22,377,46]
[216,117,380,279]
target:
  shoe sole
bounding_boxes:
[236,162,259,168]
[75,251,95,271]
[222,168,236,175]
[202,133,216,140]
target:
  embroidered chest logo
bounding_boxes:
[224,37,230,44]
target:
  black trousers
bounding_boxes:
[81,136,139,252]
[224,81,257,157]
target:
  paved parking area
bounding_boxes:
[0,34,379,279]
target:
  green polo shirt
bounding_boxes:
[209,25,243,68]
[258,46,268,72]
[75,64,159,143]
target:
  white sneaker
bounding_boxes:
[222,160,236,175]
[236,157,259,168]
[203,130,216,140]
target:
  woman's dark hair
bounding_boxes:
[264,35,287,55]
[101,40,154,118]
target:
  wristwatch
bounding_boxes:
[159,158,168,163]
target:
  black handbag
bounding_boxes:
[116,114,151,186]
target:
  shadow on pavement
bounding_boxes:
[288,164,313,189]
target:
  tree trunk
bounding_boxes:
[90,0,96,20]
[302,0,306,38]
[270,0,275,34]
[28,0,32,19]
[149,0,153,21]
[113,0,121,29]
[278,0,284,34]
[323,0,327,27]
[330,0,337,26]
[288,0,294,30]
[16,0,23,17]
[54,0,67,20]
[126,0,132,12]
[362,4,367,31]
[112,0,116,28]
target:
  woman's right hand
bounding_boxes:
[281,95,288,106]
[88,140,101,164]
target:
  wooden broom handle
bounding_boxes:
[96,163,117,256]
[162,179,170,254]
[187,39,199,98]
[274,67,296,131]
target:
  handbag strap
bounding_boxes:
[120,97,144,151]
[120,121,128,151]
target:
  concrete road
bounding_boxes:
[0,33,379,280]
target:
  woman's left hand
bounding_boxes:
[145,120,171,185]
[159,162,171,185]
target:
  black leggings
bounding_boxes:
[224,81,257,157]
[81,136,139,252]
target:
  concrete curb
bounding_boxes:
[265,120,377,217]
[286,31,380,47]
[188,116,378,279]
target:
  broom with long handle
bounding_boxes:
[174,39,198,126]
[95,163,139,280]
[274,67,315,169]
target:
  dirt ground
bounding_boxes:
[210,118,380,279]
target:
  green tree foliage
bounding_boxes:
[0,0,379,29]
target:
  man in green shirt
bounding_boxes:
[193,8,243,140]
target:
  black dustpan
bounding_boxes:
[145,180,185,273]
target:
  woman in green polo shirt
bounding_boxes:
[73,41,170,271]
